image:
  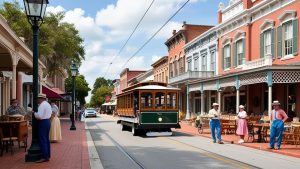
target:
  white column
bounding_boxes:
[218,91,221,113]
[236,89,240,114]
[186,88,190,119]
[200,91,204,115]
[12,64,17,99]
[268,86,272,119]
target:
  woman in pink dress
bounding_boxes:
[236,105,248,144]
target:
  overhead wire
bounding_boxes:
[103,0,155,78]
[118,0,190,74]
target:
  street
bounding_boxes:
[86,115,258,169]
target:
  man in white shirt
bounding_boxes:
[208,103,223,144]
[34,94,52,163]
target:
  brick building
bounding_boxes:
[119,68,146,94]
[151,56,168,83]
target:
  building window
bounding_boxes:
[201,54,207,71]
[264,30,272,56]
[187,60,192,71]
[283,21,293,56]
[170,63,173,78]
[174,60,178,76]
[223,45,231,69]
[162,72,164,82]
[210,51,215,71]
[194,53,199,71]
[236,39,245,65]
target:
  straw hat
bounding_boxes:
[239,105,245,109]
[212,103,219,107]
[272,100,280,106]
[38,93,47,99]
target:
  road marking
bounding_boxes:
[159,137,252,169]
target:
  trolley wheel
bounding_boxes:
[132,126,139,136]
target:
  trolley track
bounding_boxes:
[87,120,146,169]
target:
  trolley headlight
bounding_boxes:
[158,117,162,122]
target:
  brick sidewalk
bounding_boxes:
[174,121,300,158]
[0,119,90,169]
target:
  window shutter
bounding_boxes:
[271,29,275,59]
[277,26,282,58]
[222,47,225,70]
[242,39,245,63]
[233,42,237,67]
[293,19,298,56]
[260,33,264,58]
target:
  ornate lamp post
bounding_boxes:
[23,0,49,162]
[70,62,78,130]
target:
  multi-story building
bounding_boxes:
[152,56,168,83]
[0,14,45,114]
[187,0,300,119]
[183,27,219,117]
[128,69,154,86]
[119,68,146,93]
[166,21,213,118]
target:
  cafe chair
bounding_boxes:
[0,128,18,155]
[18,121,28,152]
[261,126,270,142]
[247,123,255,142]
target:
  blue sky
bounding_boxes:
[1,0,230,102]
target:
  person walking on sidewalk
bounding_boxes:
[50,101,62,142]
[34,94,52,163]
[236,105,248,144]
[208,103,223,144]
[269,100,288,150]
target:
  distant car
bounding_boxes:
[84,108,97,118]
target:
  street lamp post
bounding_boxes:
[70,62,78,130]
[23,0,49,162]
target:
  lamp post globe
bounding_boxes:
[23,0,49,162]
[70,62,78,130]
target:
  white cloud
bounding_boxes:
[51,0,208,102]
[46,5,65,14]
[152,55,162,63]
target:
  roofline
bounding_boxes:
[151,56,168,67]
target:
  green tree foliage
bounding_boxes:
[92,77,113,94]
[65,75,90,105]
[90,86,113,107]
[0,1,85,74]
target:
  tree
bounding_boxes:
[0,2,85,75]
[90,86,113,107]
[92,77,113,94]
[65,75,90,105]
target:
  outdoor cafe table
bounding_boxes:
[0,120,27,142]
[252,123,270,143]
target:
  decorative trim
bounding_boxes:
[222,36,232,45]
[260,19,275,31]
[278,10,297,23]
[233,30,246,40]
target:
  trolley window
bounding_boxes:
[167,92,177,109]
[141,92,153,108]
[155,92,165,109]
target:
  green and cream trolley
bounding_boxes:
[117,82,181,136]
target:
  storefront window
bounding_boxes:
[155,92,165,109]
[141,92,152,108]
[167,92,177,109]
[288,84,296,118]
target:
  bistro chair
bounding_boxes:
[0,127,18,155]
[17,121,28,152]
[261,125,270,142]
[247,122,255,142]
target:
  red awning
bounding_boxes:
[42,85,64,99]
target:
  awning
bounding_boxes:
[42,85,64,99]
[102,100,117,106]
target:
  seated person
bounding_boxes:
[6,99,26,116]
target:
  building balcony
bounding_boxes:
[169,70,215,84]
[243,55,273,70]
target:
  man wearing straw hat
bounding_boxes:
[34,93,52,163]
[208,103,223,144]
[269,100,288,150]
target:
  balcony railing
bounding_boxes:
[243,55,273,70]
[169,70,214,84]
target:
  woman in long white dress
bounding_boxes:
[49,102,62,142]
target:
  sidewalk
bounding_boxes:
[174,121,300,158]
[0,119,90,169]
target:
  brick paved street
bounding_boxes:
[0,119,90,169]
[174,121,300,158]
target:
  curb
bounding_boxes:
[85,123,104,169]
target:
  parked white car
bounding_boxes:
[84,108,97,118]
